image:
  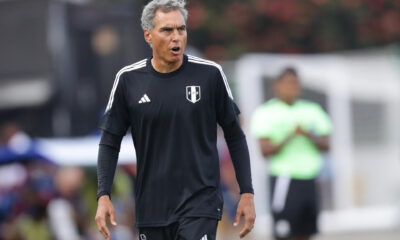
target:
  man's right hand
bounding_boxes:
[95,195,117,240]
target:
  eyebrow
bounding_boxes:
[160,25,186,31]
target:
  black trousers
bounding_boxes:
[270,176,319,239]
[138,217,218,240]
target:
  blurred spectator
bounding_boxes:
[0,123,31,153]
[0,161,56,240]
[251,67,331,240]
[48,166,87,240]
[0,120,138,240]
[0,122,32,163]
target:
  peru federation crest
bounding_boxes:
[186,86,201,103]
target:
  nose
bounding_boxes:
[171,29,179,41]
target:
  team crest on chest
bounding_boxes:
[186,86,201,103]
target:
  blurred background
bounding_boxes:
[0,0,399,239]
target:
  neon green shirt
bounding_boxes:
[251,98,332,179]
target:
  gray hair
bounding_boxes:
[141,0,188,31]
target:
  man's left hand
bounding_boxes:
[233,193,256,238]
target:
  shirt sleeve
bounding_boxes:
[250,107,273,139]
[97,130,123,200]
[214,67,254,194]
[99,73,130,137]
[222,119,254,194]
[214,68,240,127]
[311,104,332,136]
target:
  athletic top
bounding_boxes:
[250,98,331,179]
[99,54,253,227]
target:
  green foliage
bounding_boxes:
[184,0,400,60]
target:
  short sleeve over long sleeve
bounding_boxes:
[99,73,130,136]
[215,69,240,127]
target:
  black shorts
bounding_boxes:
[269,176,319,239]
[138,217,218,240]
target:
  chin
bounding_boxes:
[169,55,183,62]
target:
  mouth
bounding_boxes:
[171,46,181,55]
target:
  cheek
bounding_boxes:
[154,37,167,48]
[290,86,300,96]
[280,86,295,97]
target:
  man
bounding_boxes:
[95,1,255,239]
[251,68,331,240]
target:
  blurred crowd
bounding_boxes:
[0,123,240,240]
[0,123,129,240]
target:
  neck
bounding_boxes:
[279,97,295,105]
[151,55,183,73]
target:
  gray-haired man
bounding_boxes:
[95,1,255,239]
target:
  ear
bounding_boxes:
[144,29,152,44]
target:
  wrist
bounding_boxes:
[308,132,317,142]
[241,193,254,199]
[97,194,111,202]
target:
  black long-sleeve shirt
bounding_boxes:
[97,55,253,227]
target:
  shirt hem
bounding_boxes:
[269,172,319,180]
[135,213,222,228]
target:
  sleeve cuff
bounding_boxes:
[97,191,111,201]
[240,187,254,195]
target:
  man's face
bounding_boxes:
[274,73,301,103]
[144,9,187,64]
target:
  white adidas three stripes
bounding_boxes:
[138,94,151,104]
[200,234,208,240]
[105,59,147,112]
[187,55,233,100]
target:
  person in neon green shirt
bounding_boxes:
[251,67,331,240]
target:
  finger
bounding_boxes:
[240,214,255,238]
[245,212,256,226]
[96,215,110,240]
[239,227,251,238]
[110,210,117,226]
[99,229,107,240]
[95,215,105,232]
[98,228,105,239]
[233,210,242,227]
[100,225,111,240]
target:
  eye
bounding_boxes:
[160,27,173,32]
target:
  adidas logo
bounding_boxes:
[138,94,151,104]
[200,234,208,240]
